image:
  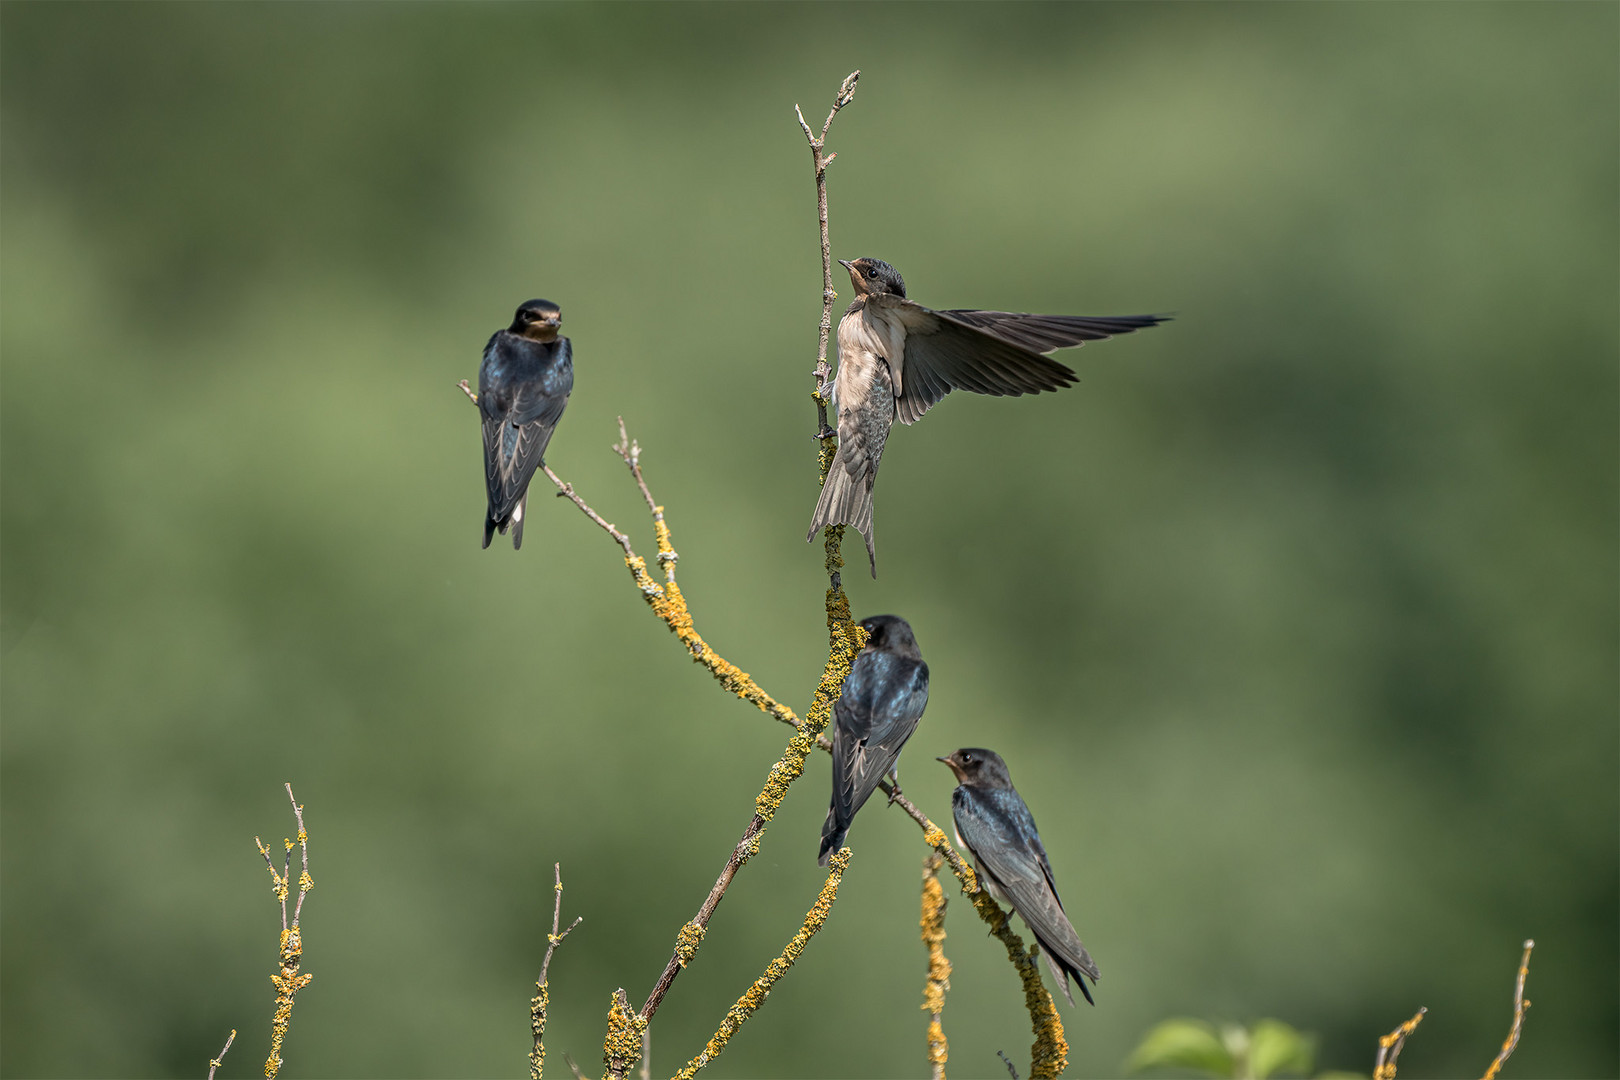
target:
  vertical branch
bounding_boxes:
[532,863,584,1080]
[921,854,952,1080]
[254,784,313,1080]
[1374,1007,1427,1080]
[670,850,854,1080]
[796,69,859,453]
[1480,939,1534,1080]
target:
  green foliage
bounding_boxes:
[1126,1018,1321,1079]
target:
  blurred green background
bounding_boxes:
[2,3,1614,1078]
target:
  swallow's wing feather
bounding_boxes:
[954,786,1100,989]
[870,295,1078,425]
[480,338,574,521]
[830,652,929,828]
[939,310,1168,354]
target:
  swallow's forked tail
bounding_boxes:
[806,465,877,577]
[817,806,847,867]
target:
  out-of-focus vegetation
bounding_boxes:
[2,4,1614,1078]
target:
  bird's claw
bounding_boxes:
[886,782,903,806]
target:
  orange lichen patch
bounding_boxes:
[602,990,648,1079]
[528,984,549,1080]
[921,856,952,1078]
[675,922,706,968]
[672,850,853,1080]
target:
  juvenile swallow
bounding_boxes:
[807,257,1167,575]
[939,747,1099,1006]
[478,299,573,549]
[818,615,930,865]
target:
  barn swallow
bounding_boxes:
[818,615,930,865]
[939,747,1099,1006]
[478,299,574,549]
[807,258,1167,575]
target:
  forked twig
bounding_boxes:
[530,863,583,1080]
[1374,1007,1427,1080]
[253,784,313,1080]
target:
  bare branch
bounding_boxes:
[561,1052,588,1080]
[998,1050,1022,1080]
[921,854,952,1080]
[1481,939,1535,1080]
[796,70,859,443]
[1374,1007,1427,1080]
[207,1029,236,1080]
[671,850,854,1079]
[531,864,584,1080]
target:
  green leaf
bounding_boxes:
[1248,1019,1315,1079]
[1126,1018,1236,1077]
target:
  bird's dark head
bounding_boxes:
[859,614,921,659]
[938,747,1013,789]
[511,299,563,342]
[838,258,906,300]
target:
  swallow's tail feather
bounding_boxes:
[817,806,848,867]
[806,466,877,577]
[510,494,527,550]
[1039,942,1097,1006]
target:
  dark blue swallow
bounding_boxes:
[940,747,1099,1006]
[478,299,574,549]
[818,615,930,865]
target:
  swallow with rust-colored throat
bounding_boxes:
[478,299,573,549]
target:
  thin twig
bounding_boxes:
[561,1052,588,1080]
[671,851,854,1079]
[1374,1007,1427,1080]
[921,854,952,1080]
[639,1025,651,1080]
[998,1050,1022,1080]
[531,863,583,1080]
[207,1029,237,1080]
[1480,939,1535,1080]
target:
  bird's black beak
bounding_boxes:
[837,259,854,272]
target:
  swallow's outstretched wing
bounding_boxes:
[869,293,1166,425]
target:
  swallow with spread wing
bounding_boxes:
[478,299,573,549]
[818,615,930,865]
[940,747,1100,1006]
[808,258,1167,575]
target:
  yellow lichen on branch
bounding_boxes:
[602,989,648,1080]
[1481,940,1534,1080]
[1374,1007,1427,1080]
[671,850,854,1080]
[254,784,313,1080]
[902,798,1068,1078]
[921,855,952,1079]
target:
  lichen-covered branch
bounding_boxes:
[253,783,313,1080]
[1374,1007,1427,1080]
[889,795,1069,1078]
[628,527,863,1045]
[671,850,854,1080]
[1480,939,1534,1080]
[207,1029,236,1080]
[602,989,647,1080]
[531,863,584,1080]
[921,854,952,1079]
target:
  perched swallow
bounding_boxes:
[478,299,574,549]
[807,257,1167,575]
[939,747,1099,1006]
[818,615,931,865]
